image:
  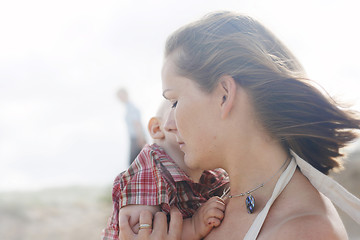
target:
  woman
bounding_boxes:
[120,11,360,239]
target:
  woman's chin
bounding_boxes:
[184,155,194,168]
[184,155,201,170]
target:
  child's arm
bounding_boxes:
[181,196,226,240]
[119,204,160,233]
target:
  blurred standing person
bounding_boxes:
[117,88,146,165]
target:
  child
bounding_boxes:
[102,101,229,240]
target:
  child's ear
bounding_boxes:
[148,117,165,139]
[218,75,237,119]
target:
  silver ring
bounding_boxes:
[139,223,152,230]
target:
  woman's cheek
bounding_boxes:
[174,106,185,134]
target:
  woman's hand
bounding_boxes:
[119,207,183,240]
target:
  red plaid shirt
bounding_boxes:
[102,144,229,240]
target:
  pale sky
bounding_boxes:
[0,0,359,191]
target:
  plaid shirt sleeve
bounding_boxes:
[101,173,124,240]
[201,168,230,197]
[119,147,170,207]
[101,145,171,239]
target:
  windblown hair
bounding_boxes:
[165,11,360,174]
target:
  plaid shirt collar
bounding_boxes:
[149,144,193,183]
[150,144,226,191]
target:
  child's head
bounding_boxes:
[148,101,181,158]
[148,101,203,181]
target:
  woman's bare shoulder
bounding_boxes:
[260,170,348,239]
[268,213,347,240]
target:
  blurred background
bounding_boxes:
[0,0,359,239]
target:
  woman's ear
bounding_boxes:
[219,75,237,119]
[148,117,165,139]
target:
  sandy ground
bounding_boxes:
[0,186,113,240]
[0,152,359,240]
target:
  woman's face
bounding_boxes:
[161,57,222,170]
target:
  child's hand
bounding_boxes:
[191,196,226,239]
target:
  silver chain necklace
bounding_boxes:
[221,156,291,214]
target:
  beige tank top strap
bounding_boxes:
[244,158,297,240]
[245,151,360,239]
[291,150,360,225]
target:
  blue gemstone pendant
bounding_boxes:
[245,194,255,214]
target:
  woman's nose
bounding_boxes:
[164,109,177,133]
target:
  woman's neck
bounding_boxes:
[223,135,290,212]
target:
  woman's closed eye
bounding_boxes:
[171,101,178,108]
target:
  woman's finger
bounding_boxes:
[168,208,183,240]
[151,211,167,237]
[138,210,154,238]
[119,214,135,240]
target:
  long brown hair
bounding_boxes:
[165,11,360,174]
